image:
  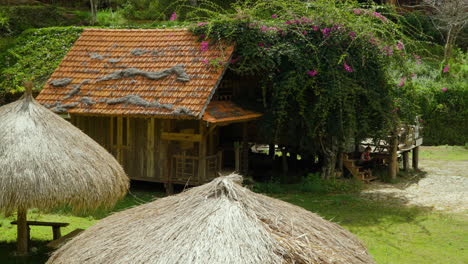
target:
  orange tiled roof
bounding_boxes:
[36,28,234,118]
[202,101,262,125]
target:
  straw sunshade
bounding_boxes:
[0,85,129,254]
[48,174,375,264]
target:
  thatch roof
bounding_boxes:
[47,174,375,264]
[0,90,129,215]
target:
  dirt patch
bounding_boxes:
[362,152,468,214]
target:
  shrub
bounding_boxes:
[408,49,468,145]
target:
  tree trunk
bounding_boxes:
[444,24,461,63]
[320,136,338,180]
[16,209,28,255]
[90,0,98,25]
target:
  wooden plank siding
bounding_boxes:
[72,115,163,181]
[71,116,225,186]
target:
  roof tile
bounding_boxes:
[36,28,234,118]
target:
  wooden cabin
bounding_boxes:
[36,29,262,192]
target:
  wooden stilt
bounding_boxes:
[198,122,207,185]
[412,146,419,170]
[281,146,288,183]
[164,183,174,195]
[16,209,28,255]
[388,134,398,180]
[403,151,409,172]
[241,122,249,175]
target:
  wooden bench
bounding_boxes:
[11,221,69,240]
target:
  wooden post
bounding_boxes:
[403,151,409,172]
[241,122,249,175]
[159,120,172,194]
[147,118,155,178]
[16,209,28,255]
[234,142,240,172]
[388,134,398,180]
[412,146,419,170]
[281,146,288,183]
[198,122,207,185]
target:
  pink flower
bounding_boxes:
[169,12,177,21]
[348,31,357,38]
[411,73,417,78]
[382,45,394,56]
[398,76,407,87]
[419,119,424,123]
[307,70,318,76]
[302,31,307,35]
[202,59,209,64]
[258,43,265,47]
[441,87,448,92]
[312,26,319,31]
[200,41,209,52]
[443,65,449,73]
[271,14,278,18]
[343,62,353,72]
[260,26,268,32]
[197,22,208,26]
[396,41,404,51]
[353,9,362,15]
[199,34,206,39]
[230,56,241,64]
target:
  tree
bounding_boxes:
[90,0,99,25]
[423,0,468,62]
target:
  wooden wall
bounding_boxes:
[71,115,214,185]
[71,115,166,182]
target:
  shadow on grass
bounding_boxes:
[0,242,49,264]
[50,180,166,220]
[277,191,434,229]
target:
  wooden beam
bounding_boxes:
[161,132,202,142]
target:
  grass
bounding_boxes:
[419,145,468,161]
[1,146,467,263]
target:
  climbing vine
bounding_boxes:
[188,0,420,177]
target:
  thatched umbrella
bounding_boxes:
[48,174,375,264]
[0,83,129,255]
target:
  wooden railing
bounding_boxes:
[171,151,222,185]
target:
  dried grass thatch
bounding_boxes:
[0,90,129,215]
[48,174,375,264]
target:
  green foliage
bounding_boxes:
[190,0,419,154]
[0,27,83,93]
[404,49,468,145]
[0,5,75,37]
[96,8,128,26]
[115,0,236,21]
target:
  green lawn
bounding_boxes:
[1,146,467,263]
[419,145,468,161]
